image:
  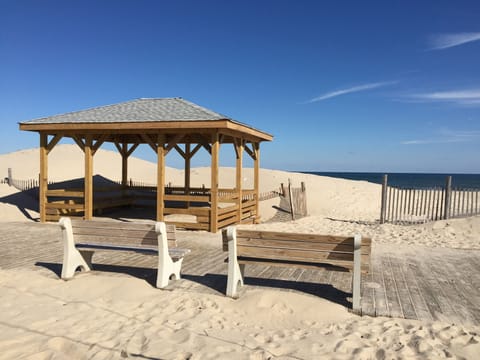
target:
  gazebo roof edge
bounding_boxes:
[19,97,273,141]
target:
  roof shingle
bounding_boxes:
[21,98,231,124]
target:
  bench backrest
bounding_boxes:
[223,229,371,272]
[70,219,177,249]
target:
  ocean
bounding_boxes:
[301,172,480,190]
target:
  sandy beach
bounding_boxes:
[1,145,479,359]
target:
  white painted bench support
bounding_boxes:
[155,222,184,288]
[59,217,188,289]
[224,227,244,298]
[60,217,92,278]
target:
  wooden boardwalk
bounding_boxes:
[1,221,479,326]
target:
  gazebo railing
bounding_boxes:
[8,169,266,229]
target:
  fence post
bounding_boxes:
[288,179,295,221]
[380,174,388,224]
[7,168,12,186]
[444,176,452,219]
[301,181,307,216]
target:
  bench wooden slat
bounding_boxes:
[235,237,371,255]
[236,257,370,273]
[76,243,190,259]
[236,230,372,245]
[237,256,353,271]
[76,243,157,253]
[72,225,177,238]
[73,234,176,248]
[71,220,177,247]
[70,219,165,231]
[237,244,370,264]
[73,231,176,248]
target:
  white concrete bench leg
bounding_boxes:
[59,217,92,279]
[224,226,244,298]
[155,222,183,288]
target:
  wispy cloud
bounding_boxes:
[428,32,480,50]
[402,129,480,145]
[409,89,480,106]
[305,81,396,103]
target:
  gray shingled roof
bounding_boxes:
[21,98,233,124]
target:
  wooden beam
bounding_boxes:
[46,134,63,154]
[165,134,184,154]
[84,135,93,220]
[72,135,85,151]
[19,119,274,142]
[141,133,157,153]
[235,138,244,223]
[190,143,202,158]
[210,133,219,232]
[253,142,260,223]
[92,134,107,155]
[185,143,191,199]
[121,154,128,186]
[113,141,123,155]
[174,144,186,159]
[156,134,166,221]
[113,140,137,186]
[126,142,140,156]
[196,134,212,154]
[244,142,256,160]
[39,133,48,222]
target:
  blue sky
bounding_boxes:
[1,0,479,173]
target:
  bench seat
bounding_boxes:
[59,217,190,288]
[222,226,371,314]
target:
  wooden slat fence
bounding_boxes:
[5,169,52,196]
[278,180,308,220]
[380,175,480,224]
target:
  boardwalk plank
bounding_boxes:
[400,259,433,322]
[371,255,389,317]
[388,255,417,320]
[381,254,404,318]
[360,270,376,317]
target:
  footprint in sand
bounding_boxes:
[47,337,89,358]
[170,328,191,344]
[252,333,273,344]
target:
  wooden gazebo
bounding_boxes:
[19,98,273,232]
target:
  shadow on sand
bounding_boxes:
[35,261,351,308]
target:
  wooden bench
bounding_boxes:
[222,227,371,313]
[59,217,190,288]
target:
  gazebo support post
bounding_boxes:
[84,135,93,220]
[114,140,139,189]
[156,134,166,221]
[235,138,243,223]
[210,133,219,232]
[185,143,191,207]
[121,141,128,187]
[39,133,48,223]
[254,142,260,223]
